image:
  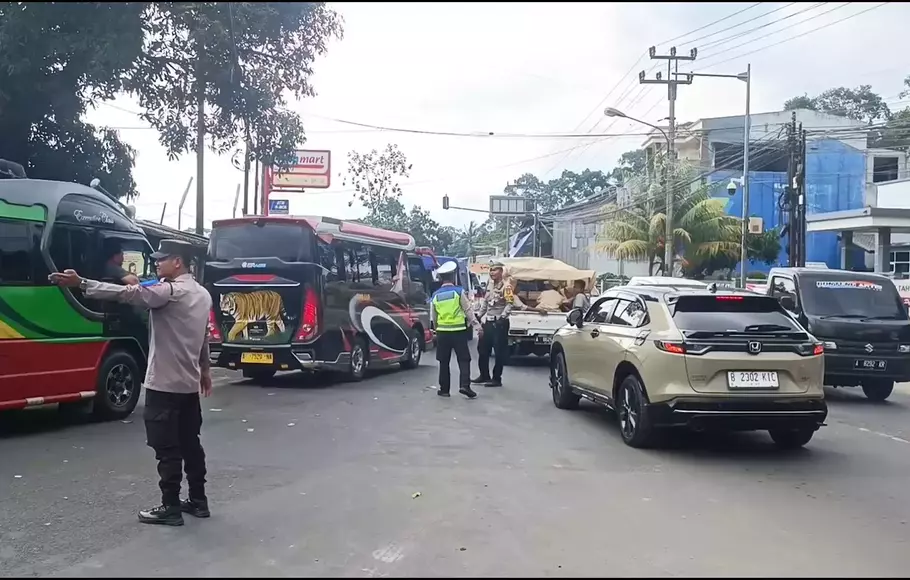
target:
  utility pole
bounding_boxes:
[639,46,696,276]
[242,123,251,216]
[159,203,167,225]
[195,56,206,236]
[796,124,807,267]
[784,112,798,267]
[232,184,241,218]
[177,177,193,232]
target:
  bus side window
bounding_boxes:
[0,220,44,285]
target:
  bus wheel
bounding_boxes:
[93,350,142,420]
[400,328,423,370]
[346,337,368,382]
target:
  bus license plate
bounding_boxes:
[727,371,779,389]
[241,352,273,364]
[854,359,886,371]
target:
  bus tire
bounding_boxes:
[92,349,142,421]
[346,337,368,382]
[400,328,423,370]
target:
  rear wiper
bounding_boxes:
[862,315,902,321]
[744,324,792,332]
[818,314,866,319]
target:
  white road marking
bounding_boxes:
[372,544,405,563]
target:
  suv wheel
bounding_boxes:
[769,428,815,449]
[862,379,894,402]
[551,352,580,410]
[616,374,655,448]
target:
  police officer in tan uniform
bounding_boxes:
[50,239,213,527]
[472,261,514,387]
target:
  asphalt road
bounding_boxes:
[3,356,910,578]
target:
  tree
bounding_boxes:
[609,149,647,185]
[783,85,891,123]
[0,2,145,197]
[126,3,342,165]
[343,144,413,226]
[596,183,741,276]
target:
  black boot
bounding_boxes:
[180,497,211,518]
[484,379,503,387]
[471,376,490,384]
[138,504,184,526]
[437,389,451,397]
[459,386,477,399]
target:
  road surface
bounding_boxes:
[2,358,910,577]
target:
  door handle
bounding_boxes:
[590,328,600,338]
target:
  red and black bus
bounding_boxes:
[204,215,435,382]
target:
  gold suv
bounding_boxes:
[549,286,827,449]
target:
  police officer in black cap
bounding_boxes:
[50,239,213,526]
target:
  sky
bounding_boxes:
[83,1,909,232]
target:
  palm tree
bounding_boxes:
[596,184,741,276]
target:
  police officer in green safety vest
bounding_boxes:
[431,261,482,398]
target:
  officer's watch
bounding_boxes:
[79,277,88,292]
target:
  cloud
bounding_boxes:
[84,1,908,231]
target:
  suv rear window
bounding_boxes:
[672,295,799,332]
[209,222,313,263]
[800,276,905,319]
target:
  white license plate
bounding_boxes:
[727,371,779,389]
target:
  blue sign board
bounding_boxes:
[268,199,289,215]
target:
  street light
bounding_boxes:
[673,64,751,288]
[605,107,675,276]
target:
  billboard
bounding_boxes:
[262,149,331,215]
[271,150,331,190]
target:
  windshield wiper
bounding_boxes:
[744,324,792,332]
[818,314,867,319]
[862,315,903,321]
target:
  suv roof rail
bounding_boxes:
[0,159,27,179]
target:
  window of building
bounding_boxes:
[890,250,910,276]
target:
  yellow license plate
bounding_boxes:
[241,352,273,364]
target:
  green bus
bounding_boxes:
[0,170,204,419]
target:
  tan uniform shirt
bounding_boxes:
[477,279,514,321]
[85,273,212,394]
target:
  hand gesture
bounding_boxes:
[48,269,83,288]
[200,372,213,397]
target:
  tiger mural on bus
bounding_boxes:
[220,290,288,342]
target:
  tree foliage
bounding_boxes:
[609,149,648,185]
[126,2,343,166]
[344,144,455,252]
[784,80,910,149]
[0,2,145,197]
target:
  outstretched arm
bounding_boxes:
[49,269,172,310]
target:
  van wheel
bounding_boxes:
[769,428,815,449]
[862,380,894,402]
[400,328,422,370]
[242,369,276,382]
[616,374,655,448]
[551,352,580,410]
[92,350,142,420]
[347,338,368,382]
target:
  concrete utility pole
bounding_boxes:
[639,46,696,277]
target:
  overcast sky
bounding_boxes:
[84,1,908,231]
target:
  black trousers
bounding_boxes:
[477,318,510,381]
[143,389,207,507]
[436,329,472,393]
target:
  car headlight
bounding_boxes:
[823,341,837,350]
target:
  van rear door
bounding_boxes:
[206,220,319,346]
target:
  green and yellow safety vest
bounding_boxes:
[432,285,467,332]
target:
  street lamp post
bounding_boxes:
[605,107,675,276]
[673,65,751,287]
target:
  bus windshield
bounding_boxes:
[209,222,314,263]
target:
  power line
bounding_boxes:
[691,2,891,73]
[674,2,800,48]
[698,2,834,53]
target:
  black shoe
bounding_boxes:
[459,386,477,399]
[138,504,184,526]
[484,379,503,387]
[437,390,451,397]
[471,376,491,384]
[180,497,211,518]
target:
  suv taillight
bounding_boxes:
[654,340,686,354]
[294,285,319,342]
[207,308,222,343]
[797,342,824,356]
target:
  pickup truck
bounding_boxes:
[507,309,565,358]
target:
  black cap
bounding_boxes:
[151,239,194,260]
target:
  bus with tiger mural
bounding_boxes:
[0,168,206,420]
[204,215,436,382]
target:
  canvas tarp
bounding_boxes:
[500,257,596,289]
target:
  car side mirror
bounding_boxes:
[567,308,583,328]
[779,295,796,312]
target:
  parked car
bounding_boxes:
[549,285,827,449]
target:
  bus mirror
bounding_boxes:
[779,295,796,312]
